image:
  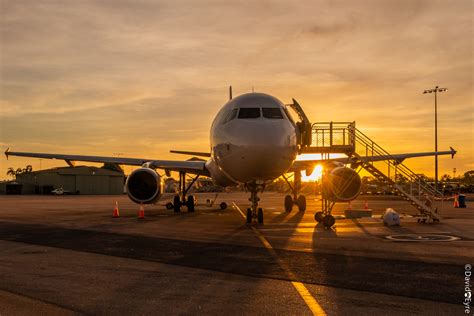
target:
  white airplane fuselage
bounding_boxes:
[206,93,298,186]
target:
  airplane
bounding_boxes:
[5,89,457,227]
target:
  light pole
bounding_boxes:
[423,86,447,190]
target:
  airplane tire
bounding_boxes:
[322,215,335,228]
[165,202,173,210]
[296,195,306,212]
[187,195,195,212]
[314,211,324,222]
[173,195,181,213]
[257,208,264,224]
[220,202,227,210]
[246,208,252,224]
[284,195,293,212]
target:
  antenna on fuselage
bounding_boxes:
[229,86,233,100]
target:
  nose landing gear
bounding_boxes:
[245,182,265,224]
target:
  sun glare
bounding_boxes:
[301,164,323,182]
[296,153,346,161]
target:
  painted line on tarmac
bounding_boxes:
[232,202,326,316]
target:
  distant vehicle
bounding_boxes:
[51,188,71,195]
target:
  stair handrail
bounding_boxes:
[353,127,443,197]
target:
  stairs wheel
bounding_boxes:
[314,212,324,222]
[322,215,335,228]
[284,195,293,212]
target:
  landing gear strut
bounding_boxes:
[314,198,336,228]
[282,172,306,212]
[172,172,199,213]
[314,171,337,228]
[245,182,265,224]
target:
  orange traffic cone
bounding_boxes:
[453,195,459,208]
[138,204,145,219]
[348,201,352,210]
[364,200,369,210]
[113,201,120,218]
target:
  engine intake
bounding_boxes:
[126,168,162,204]
[322,167,361,202]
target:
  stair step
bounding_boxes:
[352,151,442,222]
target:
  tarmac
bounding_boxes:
[0,192,472,315]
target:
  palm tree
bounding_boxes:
[6,167,16,178]
[21,165,33,174]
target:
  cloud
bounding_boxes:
[1,0,472,178]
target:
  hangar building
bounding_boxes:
[1,166,124,195]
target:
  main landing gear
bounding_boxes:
[282,172,307,212]
[172,171,199,213]
[245,182,265,224]
[284,194,306,212]
[314,195,336,229]
[282,170,335,229]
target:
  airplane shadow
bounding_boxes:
[285,210,305,224]
[269,210,292,223]
[312,222,338,239]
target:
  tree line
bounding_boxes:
[6,165,33,178]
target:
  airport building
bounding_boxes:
[0,166,125,195]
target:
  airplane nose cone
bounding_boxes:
[214,120,297,182]
[236,120,295,147]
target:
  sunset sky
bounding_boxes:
[1,0,472,180]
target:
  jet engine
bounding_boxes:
[321,166,361,202]
[126,168,162,204]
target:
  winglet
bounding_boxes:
[4,147,10,160]
[450,146,457,159]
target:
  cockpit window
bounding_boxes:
[220,108,238,124]
[262,108,284,119]
[238,108,260,119]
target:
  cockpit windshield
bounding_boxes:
[220,108,238,124]
[262,108,283,119]
[238,108,260,119]
[236,107,287,120]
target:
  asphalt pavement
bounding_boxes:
[0,193,472,315]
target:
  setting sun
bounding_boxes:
[301,164,323,182]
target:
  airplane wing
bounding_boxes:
[4,148,209,176]
[290,148,457,171]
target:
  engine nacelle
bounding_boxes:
[321,167,361,202]
[126,168,162,204]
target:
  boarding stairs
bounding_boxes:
[303,122,444,222]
